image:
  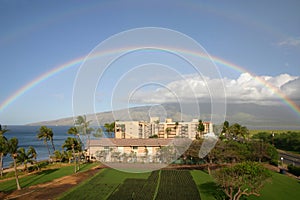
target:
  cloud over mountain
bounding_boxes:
[131,73,299,104]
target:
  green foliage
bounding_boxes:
[149,134,158,138]
[252,131,300,153]
[0,134,9,177]
[287,165,300,176]
[213,162,271,200]
[16,146,37,171]
[67,126,79,136]
[62,137,82,152]
[221,121,249,141]
[93,128,103,138]
[37,126,55,156]
[184,139,278,165]
[198,120,205,133]
[104,122,115,133]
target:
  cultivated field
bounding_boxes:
[59,167,300,200]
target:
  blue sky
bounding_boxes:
[0,0,299,125]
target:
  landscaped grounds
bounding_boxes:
[1,163,299,200]
[59,167,300,200]
[0,162,97,193]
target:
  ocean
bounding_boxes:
[2,125,71,168]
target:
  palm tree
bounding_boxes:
[75,115,93,160]
[37,126,54,159]
[68,126,83,146]
[16,146,37,172]
[7,137,21,190]
[165,127,172,138]
[174,121,179,136]
[0,125,9,177]
[104,122,115,138]
[93,128,103,138]
[52,150,63,163]
[67,126,83,170]
[63,137,82,173]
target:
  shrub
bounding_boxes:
[287,165,300,176]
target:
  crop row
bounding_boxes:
[134,170,159,200]
[107,178,147,200]
[155,170,200,200]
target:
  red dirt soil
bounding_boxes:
[0,166,105,200]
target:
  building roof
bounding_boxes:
[89,138,175,147]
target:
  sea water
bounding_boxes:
[2,125,71,168]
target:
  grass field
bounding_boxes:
[247,171,300,200]
[60,169,201,200]
[0,162,97,193]
[191,170,225,200]
[59,168,151,200]
[60,168,300,200]
[2,163,299,200]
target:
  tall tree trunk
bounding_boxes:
[88,134,91,161]
[72,146,77,173]
[0,153,3,177]
[45,140,51,160]
[51,139,55,151]
[13,157,21,190]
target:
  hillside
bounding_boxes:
[27,103,300,129]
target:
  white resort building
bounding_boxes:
[115,117,213,139]
[88,117,213,163]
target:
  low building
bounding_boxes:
[89,138,174,163]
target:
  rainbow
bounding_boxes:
[0,47,299,118]
[0,56,84,112]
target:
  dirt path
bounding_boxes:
[1,166,105,200]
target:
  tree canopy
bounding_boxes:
[213,161,271,200]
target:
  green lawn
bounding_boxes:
[191,170,225,200]
[248,171,300,200]
[191,170,300,200]
[59,168,151,200]
[0,162,97,193]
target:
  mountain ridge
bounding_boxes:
[27,103,300,129]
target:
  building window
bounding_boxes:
[132,146,138,150]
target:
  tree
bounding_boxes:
[213,162,271,200]
[17,146,37,172]
[197,120,205,138]
[52,150,64,163]
[174,121,179,136]
[7,137,21,190]
[104,122,115,134]
[93,128,103,138]
[63,137,82,173]
[75,115,93,160]
[0,125,9,177]
[37,126,55,159]
[229,123,249,141]
[221,121,230,140]
[165,127,172,133]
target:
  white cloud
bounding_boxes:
[131,73,299,104]
[278,37,300,47]
[281,77,300,99]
